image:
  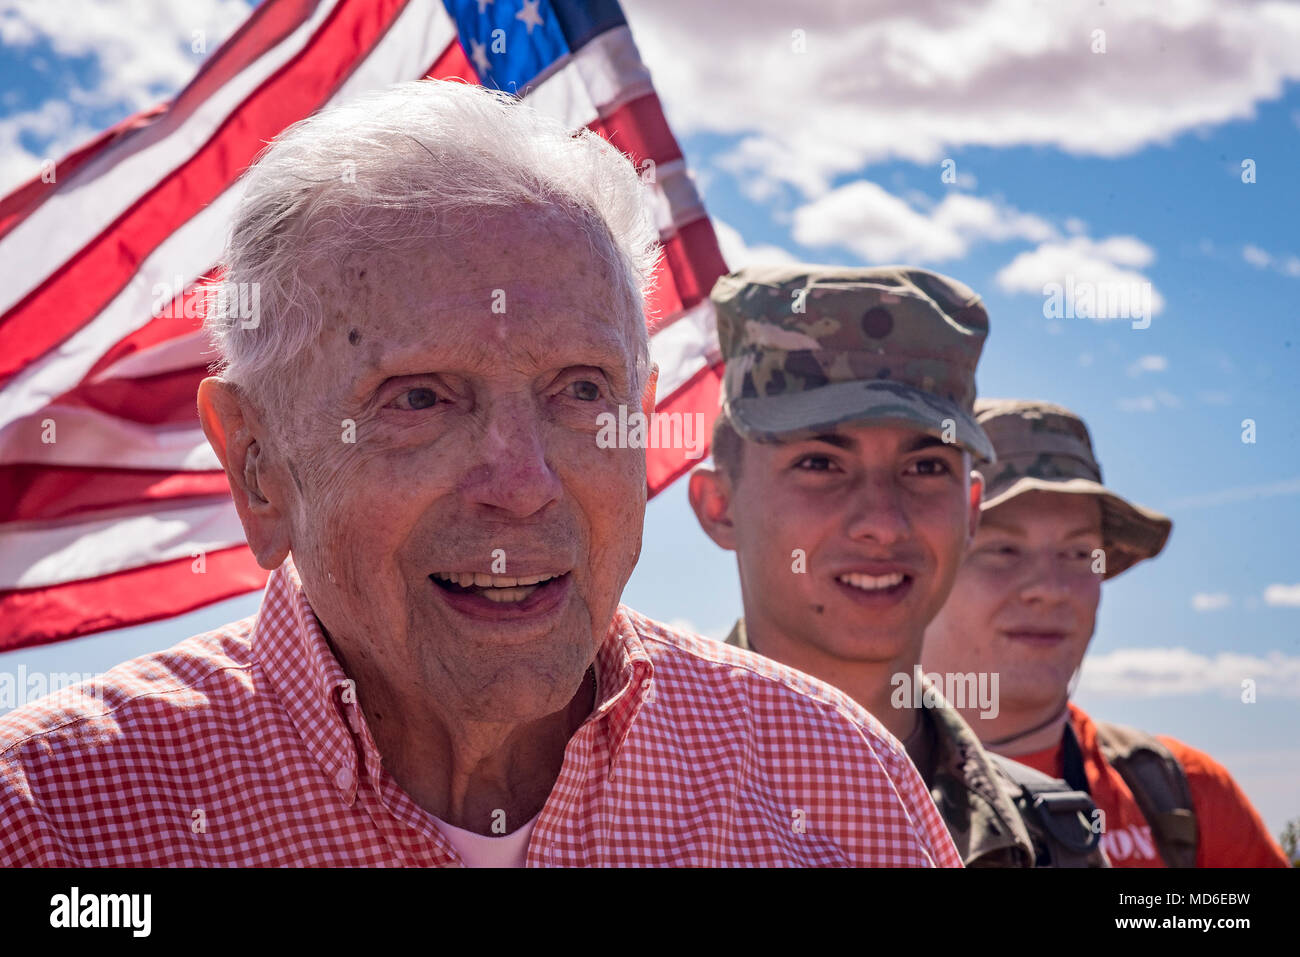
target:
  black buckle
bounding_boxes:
[1031,791,1102,853]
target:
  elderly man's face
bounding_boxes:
[270,207,647,724]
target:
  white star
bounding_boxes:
[516,0,544,35]
[476,0,493,14]
[469,37,491,76]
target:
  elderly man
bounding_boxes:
[923,399,1287,867]
[0,80,958,867]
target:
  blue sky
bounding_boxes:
[1,0,1297,836]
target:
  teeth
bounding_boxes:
[480,585,540,603]
[837,571,905,591]
[431,571,560,591]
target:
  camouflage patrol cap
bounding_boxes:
[711,264,995,461]
[975,398,1172,578]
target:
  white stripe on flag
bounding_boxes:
[1,498,247,590]
[332,0,454,103]
[0,0,345,319]
[88,330,211,383]
[0,1,459,438]
[647,158,707,239]
[0,184,243,438]
[649,299,718,400]
[0,406,216,471]
[523,26,654,128]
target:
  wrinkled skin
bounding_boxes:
[923,491,1103,743]
[199,207,652,833]
[690,426,981,739]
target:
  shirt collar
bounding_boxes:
[587,605,654,766]
[727,621,1032,865]
[253,556,362,804]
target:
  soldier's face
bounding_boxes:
[923,491,1104,717]
[703,423,981,665]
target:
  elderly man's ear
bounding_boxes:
[688,464,738,552]
[197,377,293,570]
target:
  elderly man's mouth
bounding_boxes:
[429,570,572,620]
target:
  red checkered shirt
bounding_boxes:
[0,557,961,867]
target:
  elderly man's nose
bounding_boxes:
[459,409,563,516]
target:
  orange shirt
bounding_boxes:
[1016,704,1288,868]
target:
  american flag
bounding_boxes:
[0,0,727,652]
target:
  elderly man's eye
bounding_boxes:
[387,387,440,411]
[566,380,602,401]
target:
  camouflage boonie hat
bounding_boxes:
[711,264,995,461]
[976,398,1172,578]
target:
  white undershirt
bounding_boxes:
[434,810,541,868]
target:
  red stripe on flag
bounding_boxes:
[82,272,216,381]
[586,92,683,170]
[0,0,322,241]
[0,109,161,242]
[0,0,412,387]
[424,35,478,83]
[0,545,267,652]
[646,362,722,497]
[0,466,230,523]
[51,366,208,427]
[645,218,729,329]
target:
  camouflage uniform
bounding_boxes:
[710,265,1106,867]
[726,620,1106,867]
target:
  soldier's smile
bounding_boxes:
[832,567,915,608]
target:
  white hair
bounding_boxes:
[204,79,659,422]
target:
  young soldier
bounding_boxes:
[690,265,1106,867]
[924,398,1289,867]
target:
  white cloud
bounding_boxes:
[1264,583,1300,607]
[1117,390,1181,413]
[622,0,1300,199]
[712,218,799,269]
[1079,647,1300,698]
[0,0,251,195]
[1238,244,1300,278]
[995,235,1166,320]
[792,181,1053,263]
[1243,243,1273,268]
[1191,593,1232,612]
[1168,476,1300,510]
[1127,354,1168,376]
[0,99,97,197]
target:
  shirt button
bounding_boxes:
[336,767,355,792]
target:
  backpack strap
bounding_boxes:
[989,754,1109,868]
[1090,720,1199,868]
